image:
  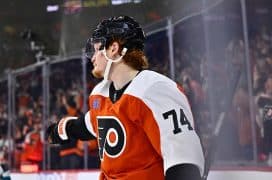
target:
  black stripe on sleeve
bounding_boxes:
[66,115,96,141]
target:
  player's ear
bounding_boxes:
[109,41,120,56]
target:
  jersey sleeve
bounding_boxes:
[64,111,96,140]
[142,81,205,176]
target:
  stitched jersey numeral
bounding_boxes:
[163,109,193,134]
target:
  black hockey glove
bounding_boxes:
[46,123,65,144]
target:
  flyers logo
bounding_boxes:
[97,116,126,160]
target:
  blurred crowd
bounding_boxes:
[1,21,272,172]
[146,22,272,165]
[0,60,100,171]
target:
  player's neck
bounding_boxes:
[110,64,139,90]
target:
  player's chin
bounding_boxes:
[92,69,103,78]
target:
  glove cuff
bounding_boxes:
[58,116,78,140]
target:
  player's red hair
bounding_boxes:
[108,38,149,71]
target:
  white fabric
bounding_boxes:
[84,111,97,137]
[0,165,3,175]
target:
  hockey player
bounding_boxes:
[47,15,204,180]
